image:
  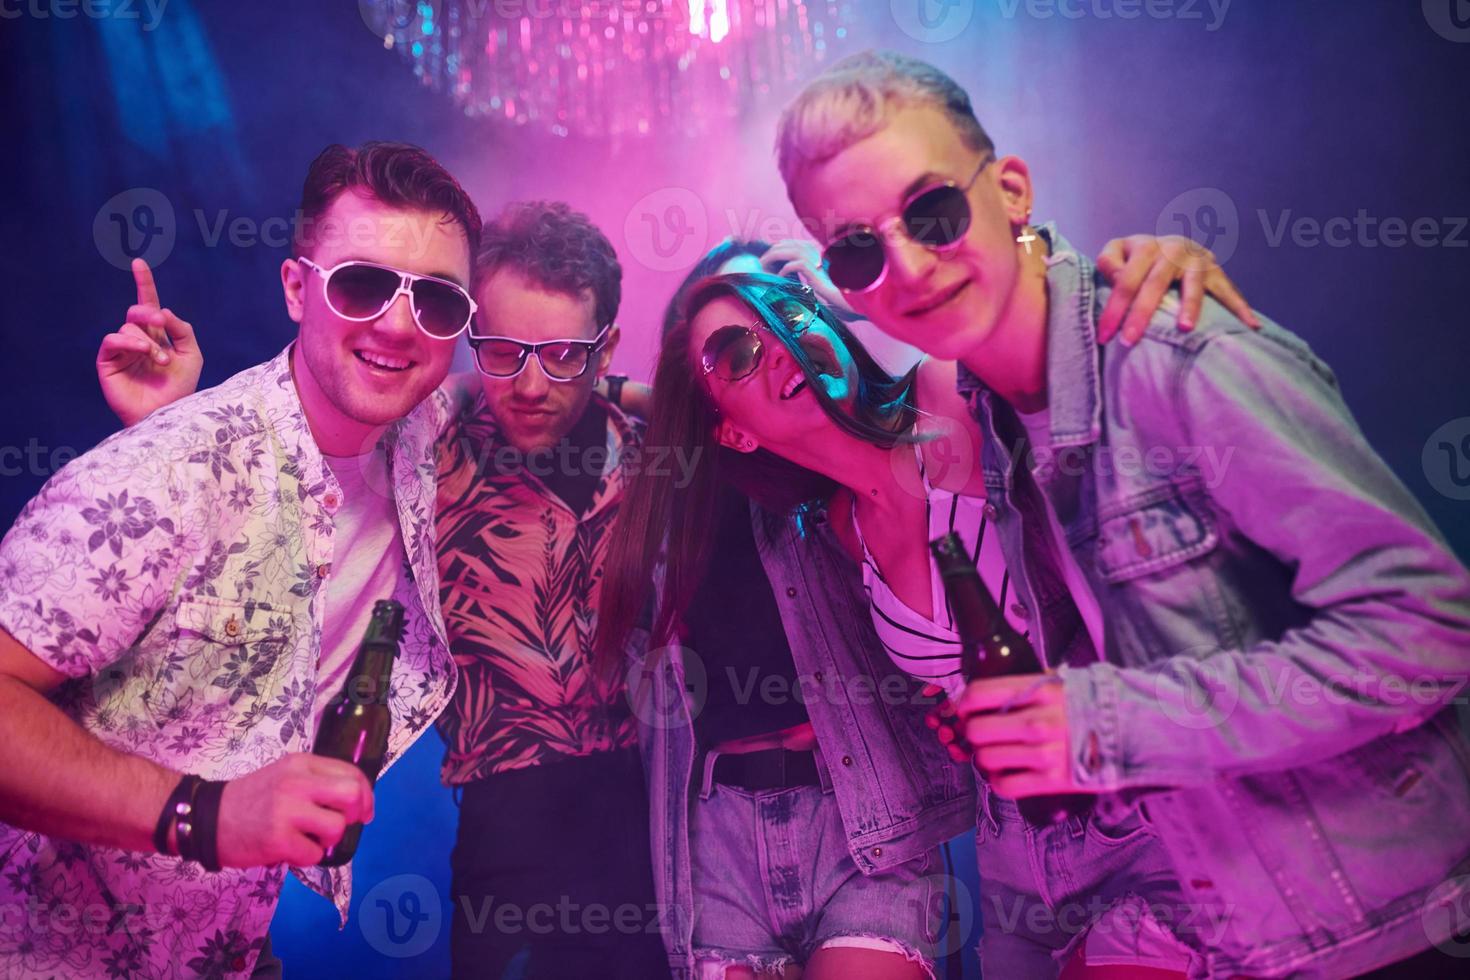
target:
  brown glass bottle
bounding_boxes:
[313,599,403,867]
[930,533,1089,824]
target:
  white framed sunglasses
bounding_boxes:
[297,257,478,339]
[467,324,613,381]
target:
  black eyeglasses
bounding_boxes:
[298,258,477,339]
[699,294,819,384]
[821,155,994,293]
[468,324,612,381]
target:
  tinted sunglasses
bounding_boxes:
[298,257,477,339]
[699,294,819,384]
[821,155,994,293]
[468,324,612,381]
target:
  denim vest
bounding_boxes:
[629,502,975,977]
[960,226,1470,978]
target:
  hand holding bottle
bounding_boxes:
[211,754,375,868]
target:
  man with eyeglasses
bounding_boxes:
[430,200,669,979]
[0,141,480,978]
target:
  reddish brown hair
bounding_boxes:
[294,141,482,259]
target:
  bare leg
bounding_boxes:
[1060,958,1187,980]
[804,946,929,980]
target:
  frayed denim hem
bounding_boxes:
[693,948,795,978]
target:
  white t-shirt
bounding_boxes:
[315,448,406,729]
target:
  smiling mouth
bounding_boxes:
[354,349,414,372]
[780,374,809,401]
[905,279,970,317]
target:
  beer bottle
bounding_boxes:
[930,533,1088,824]
[313,599,403,866]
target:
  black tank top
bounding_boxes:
[685,487,810,745]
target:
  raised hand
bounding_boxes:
[97,258,203,426]
[760,238,856,318]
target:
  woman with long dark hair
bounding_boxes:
[605,255,968,980]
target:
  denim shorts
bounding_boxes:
[974,778,1207,978]
[689,749,943,978]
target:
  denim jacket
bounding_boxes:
[959,225,1470,978]
[629,502,975,977]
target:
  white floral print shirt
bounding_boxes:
[0,345,456,979]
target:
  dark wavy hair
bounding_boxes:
[476,200,622,328]
[295,141,482,259]
[659,238,771,336]
[595,272,919,668]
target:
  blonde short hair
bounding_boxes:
[776,50,995,196]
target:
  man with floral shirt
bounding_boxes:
[0,141,479,979]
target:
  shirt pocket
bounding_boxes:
[165,599,297,713]
[1093,481,1219,584]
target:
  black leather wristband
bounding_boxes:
[153,774,200,857]
[191,779,227,873]
[604,374,627,407]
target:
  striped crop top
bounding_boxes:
[852,446,1030,701]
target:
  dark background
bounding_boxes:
[1,1,1467,976]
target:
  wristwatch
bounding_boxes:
[605,374,628,407]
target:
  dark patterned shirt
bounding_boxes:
[434,390,639,784]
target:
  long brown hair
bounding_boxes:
[594,272,917,673]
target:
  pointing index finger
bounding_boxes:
[132,258,160,308]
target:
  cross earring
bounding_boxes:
[1016,210,1038,255]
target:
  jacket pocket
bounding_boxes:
[1094,481,1218,583]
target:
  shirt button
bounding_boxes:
[316,563,331,579]
[223,616,240,638]
[841,755,853,767]
[1010,601,1030,620]
[871,847,882,857]
[785,587,797,598]
[814,671,824,683]
[983,503,999,521]
[323,492,339,510]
